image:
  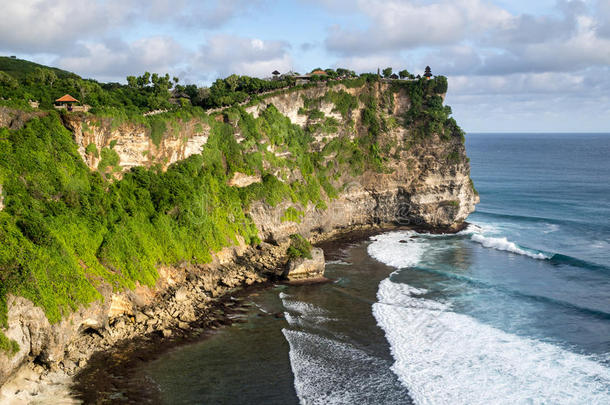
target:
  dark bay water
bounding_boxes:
[143,133,610,404]
[144,239,411,404]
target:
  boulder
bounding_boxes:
[283,247,326,281]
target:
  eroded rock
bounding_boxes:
[284,247,326,281]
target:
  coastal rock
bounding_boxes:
[284,248,326,281]
[227,172,262,188]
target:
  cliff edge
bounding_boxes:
[0,76,478,387]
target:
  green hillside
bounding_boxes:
[0,56,79,80]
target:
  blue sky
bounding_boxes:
[1,0,609,132]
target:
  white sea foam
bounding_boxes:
[282,329,409,404]
[281,298,329,317]
[367,231,425,269]
[373,278,610,405]
[543,223,560,234]
[326,259,351,265]
[284,312,336,328]
[470,233,550,260]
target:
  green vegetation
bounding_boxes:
[0,332,19,357]
[0,57,182,113]
[0,92,393,351]
[470,177,479,196]
[327,90,358,119]
[446,150,461,163]
[389,76,464,141]
[286,234,312,259]
[98,147,120,173]
[85,143,99,158]
[149,118,168,146]
[0,113,260,349]
[0,57,77,81]
[281,207,304,223]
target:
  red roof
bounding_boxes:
[55,94,79,103]
[311,70,327,75]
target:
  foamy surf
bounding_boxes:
[367,231,425,268]
[470,233,550,259]
[282,329,410,404]
[373,278,610,405]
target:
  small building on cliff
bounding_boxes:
[54,94,90,112]
[424,66,433,80]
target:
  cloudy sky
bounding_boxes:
[1,0,609,132]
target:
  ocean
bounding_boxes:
[143,133,610,404]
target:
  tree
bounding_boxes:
[137,72,151,88]
[382,67,393,78]
[432,76,448,94]
[336,68,352,77]
[126,75,138,88]
[225,74,239,92]
[324,69,338,78]
[399,69,410,79]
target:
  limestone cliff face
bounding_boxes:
[62,114,210,174]
[0,80,478,386]
[246,82,478,238]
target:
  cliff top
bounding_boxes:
[0,57,443,117]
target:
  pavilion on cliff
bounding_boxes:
[54,94,79,111]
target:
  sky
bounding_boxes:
[1,0,609,132]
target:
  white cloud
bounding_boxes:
[0,0,262,55]
[325,0,610,76]
[194,35,293,78]
[0,0,130,52]
[56,37,188,81]
[325,0,511,55]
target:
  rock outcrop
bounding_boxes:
[61,114,210,174]
[0,107,47,130]
[284,248,326,281]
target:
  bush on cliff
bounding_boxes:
[286,234,312,260]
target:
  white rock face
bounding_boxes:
[64,116,210,174]
[0,184,4,211]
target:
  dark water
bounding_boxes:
[144,240,410,404]
[144,133,610,404]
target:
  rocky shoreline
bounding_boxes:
[0,224,371,404]
[0,238,287,404]
[0,224,425,404]
[71,226,393,404]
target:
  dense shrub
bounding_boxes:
[286,234,312,259]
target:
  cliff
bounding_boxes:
[0,78,478,388]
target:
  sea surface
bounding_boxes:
[143,133,610,404]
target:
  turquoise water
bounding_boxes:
[369,133,610,403]
[145,133,610,404]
